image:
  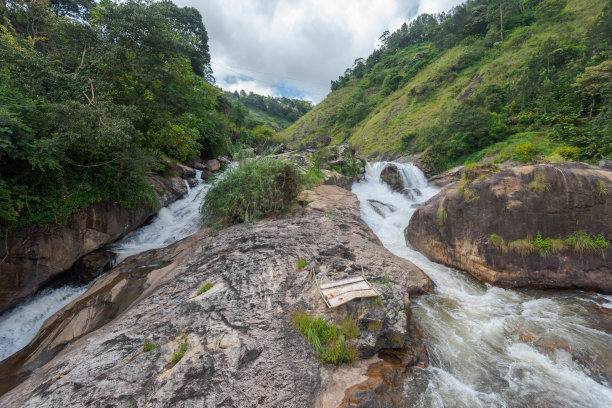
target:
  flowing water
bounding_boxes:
[0,170,214,361]
[352,162,612,408]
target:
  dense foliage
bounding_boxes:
[0,0,275,229]
[200,158,303,228]
[286,0,611,173]
[225,90,312,131]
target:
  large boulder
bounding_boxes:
[380,164,403,191]
[174,163,196,179]
[406,162,612,292]
[0,185,433,407]
[0,175,187,313]
[206,158,221,172]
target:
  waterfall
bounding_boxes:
[352,161,612,408]
[0,169,218,361]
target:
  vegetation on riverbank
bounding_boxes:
[281,0,611,173]
[0,1,299,230]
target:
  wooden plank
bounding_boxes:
[321,281,371,298]
[327,289,379,308]
[319,277,364,289]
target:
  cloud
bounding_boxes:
[174,0,465,103]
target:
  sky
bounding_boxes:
[174,0,466,103]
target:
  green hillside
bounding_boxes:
[225,91,312,131]
[281,0,611,173]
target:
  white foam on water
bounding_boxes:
[0,168,225,361]
[352,161,612,408]
[0,285,86,361]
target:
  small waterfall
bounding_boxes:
[0,169,221,361]
[352,162,612,408]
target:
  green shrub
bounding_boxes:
[297,257,308,270]
[201,158,303,228]
[553,146,580,160]
[197,282,214,295]
[533,231,552,254]
[291,311,358,365]
[514,143,538,163]
[302,164,325,189]
[143,338,157,352]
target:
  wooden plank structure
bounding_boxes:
[314,265,380,308]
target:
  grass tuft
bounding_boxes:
[507,238,536,257]
[598,180,609,197]
[172,334,188,362]
[566,231,610,257]
[527,173,552,193]
[291,311,358,365]
[438,207,448,223]
[297,257,308,270]
[143,338,157,352]
[197,282,214,295]
[489,233,508,253]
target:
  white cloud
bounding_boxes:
[174,0,465,103]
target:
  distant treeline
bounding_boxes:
[225,90,312,129]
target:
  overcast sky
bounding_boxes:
[174,0,465,103]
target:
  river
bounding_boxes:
[1,161,611,407]
[352,162,612,408]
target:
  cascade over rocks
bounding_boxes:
[406,162,612,292]
[0,175,187,314]
[0,185,433,407]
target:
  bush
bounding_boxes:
[514,143,538,162]
[201,158,303,227]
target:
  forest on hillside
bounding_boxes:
[0,0,289,230]
[287,0,611,173]
[225,90,312,131]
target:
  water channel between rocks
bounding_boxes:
[0,170,214,361]
[1,161,611,408]
[352,162,612,408]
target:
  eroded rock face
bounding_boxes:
[0,175,187,313]
[0,185,433,407]
[406,162,612,292]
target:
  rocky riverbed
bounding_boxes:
[0,184,432,407]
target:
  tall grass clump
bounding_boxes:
[527,173,552,193]
[566,231,610,257]
[201,158,303,228]
[291,311,358,365]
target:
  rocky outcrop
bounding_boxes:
[406,162,612,292]
[322,169,354,190]
[0,185,433,407]
[0,175,187,313]
[174,163,196,179]
[380,164,403,191]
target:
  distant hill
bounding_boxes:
[225,91,313,131]
[280,0,611,173]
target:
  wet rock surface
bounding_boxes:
[0,175,187,314]
[0,185,432,407]
[379,164,403,191]
[406,162,612,292]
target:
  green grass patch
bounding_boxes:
[291,311,358,365]
[197,282,214,295]
[527,173,552,193]
[492,231,610,258]
[201,158,303,228]
[143,338,157,352]
[598,180,609,197]
[172,334,188,362]
[297,257,308,270]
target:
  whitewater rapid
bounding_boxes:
[352,162,612,408]
[0,170,214,361]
